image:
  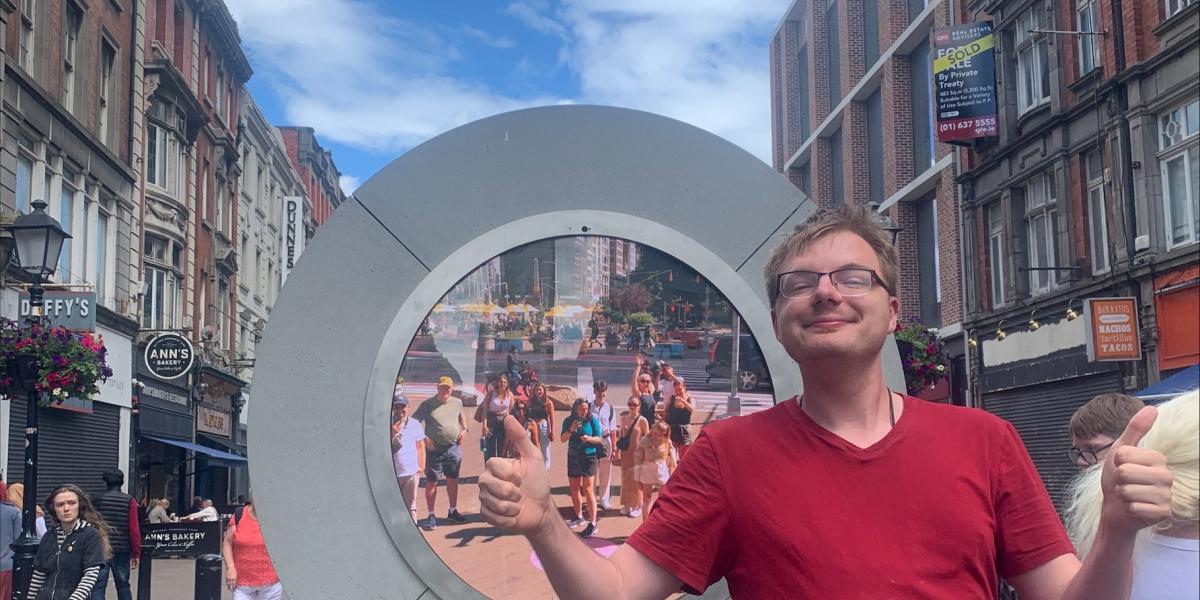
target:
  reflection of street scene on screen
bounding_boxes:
[387,236,773,599]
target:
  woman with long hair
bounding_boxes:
[665,378,695,464]
[1066,391,1198,600]
[481,373,515,460]
[7,483,46,538]
[24,484,112,600]
[562,398,604,538]
[222,499,283,599]
[635,420,673,522]
[615,396,649,518]
[527,381,555,469]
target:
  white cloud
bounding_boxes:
[339,175,361,196]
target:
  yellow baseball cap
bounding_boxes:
[437,376,454,388]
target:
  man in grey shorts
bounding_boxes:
[412,376,469,530]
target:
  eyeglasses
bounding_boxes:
[1067,441,1115,465]
[776,268,893,299]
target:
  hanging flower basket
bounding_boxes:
[894,320,949,396]
[0,317,113,407]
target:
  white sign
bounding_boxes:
[281,196,305,283]
[198,405,231,437]
[96,325,132,408]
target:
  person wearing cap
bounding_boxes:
[391,391,426,522]
[411,376,468,530]
[590,380,619,510]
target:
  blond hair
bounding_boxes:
[763,204,899,306]
[1066,391,1199,557]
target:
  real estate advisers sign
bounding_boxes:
[933,22,998,143]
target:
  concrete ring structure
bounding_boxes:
[250,105,905,599]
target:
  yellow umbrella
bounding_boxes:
[544,306,568,317]
[432,303,457,313]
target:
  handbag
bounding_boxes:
[616,421,634,452]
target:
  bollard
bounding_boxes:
[136,541,155,600]
[194,554,224,600]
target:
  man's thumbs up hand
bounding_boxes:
[1100,406,1174,536]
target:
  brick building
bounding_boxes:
[278,125,344,235]
[770,0,969,404]
[958,0,1199,506]
[0,0,141,499]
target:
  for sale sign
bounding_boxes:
[933,22,998,143]
[1084,298,1142,362]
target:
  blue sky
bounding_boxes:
[225,0,789,196]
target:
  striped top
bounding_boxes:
[25,520,101,600]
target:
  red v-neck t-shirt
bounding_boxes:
[626,395,1074,599]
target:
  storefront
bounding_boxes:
[195,365,247,504]
[977,316,1124,510]
[1153,264,1199,375]
[134,357,194,510]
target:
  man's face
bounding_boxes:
[595,389,606,403]
[437,385,451,400]
[392,404,408,420]
[1070,434,1117,469]
[770,230,898,366]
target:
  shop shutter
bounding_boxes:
[982,372,1123,512]
[7,402,121,503]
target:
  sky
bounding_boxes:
[224,0,790,197]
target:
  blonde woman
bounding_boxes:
[1067,391,1198,600]
[7,483,46,538]
[615,397,649,518]
[634,421,672,522]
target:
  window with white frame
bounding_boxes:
[215,178,229,235]
[1076,0,1099,75]
[1158,99,1200,248]
[58,170,78,282]
[143,235,182,330]
[92,198,113,303]
[98,41,116,146]
[217,277,230,349]
[20,0,35,73]
[1015,8,1050,113]
[63,2,81,113]
[1025,172,1060,295]
[16,152,33,215]
[216,68,226,121]
[146,121,182,194]
[988,204,1006,307]
[1086,151,1110,274]
[1165,0,1198,19]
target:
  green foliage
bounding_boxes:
[894,320,949,396]
[0,317,113,407]
[627,311,655,328]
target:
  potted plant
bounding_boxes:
[0,317,113,406]
[893,320,948,396]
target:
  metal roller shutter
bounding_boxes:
[6,402,121,503]
[982,372,1124,511]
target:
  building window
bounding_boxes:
[1076,0,1099,75]
[911,37,935,171]
[1025,172,1060,295]
[217,277,230,348]
[216,68,226,121]
[58,171,77,282]
[798,46,810,140]
[98,41,116,146]
[1015,8,1051,114]
[1158,99,1200,248]
[866,91,884,203]
[864,0,880,69]
[143,235,182,330]
[826,1,840,110]
[1086,151,1110,274]
[988,203,1006,307]
[20,0,35,73]
[1165,0,1199,19]
[63,2,82,113]
[830,128,844,206]
[146,122,182,194]
[16,153,33,215]
[93,203,110,301]
[916,195,942,326]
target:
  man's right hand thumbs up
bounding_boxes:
[479,415,555,536]
[1100,406,1174,536]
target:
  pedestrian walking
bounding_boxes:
[665,380,695,463]
[391,393,426,522]
[481,373,515,460]
[7,483,47,538]
[1067,393,1145,470]
[147,499,171,524]
[634,421,672,522]
[1067,390,1198,600]
[90,469,141,600]
[221,500,283,600]
[527,382,556,470]
[630,355,657,426]
[478,204,1175,598]
[615,399,649,518]
[412,376,468,530]
[589,380,618,510]
[25,484,111,600]
[0,480,22,600]
[562,398,604,538]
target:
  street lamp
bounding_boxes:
[4,198,71,598]
[866,201,903,246]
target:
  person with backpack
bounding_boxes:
[562,397,604,538]
[222,499,282,599]
[25,485,112,600]
[0,480,22,599]
[90,469,141,600]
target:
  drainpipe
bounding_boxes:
[1111,0,1137,264]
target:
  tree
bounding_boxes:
[610,283,653,314]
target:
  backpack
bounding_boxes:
[233,505,246,527]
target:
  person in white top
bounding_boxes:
[182,499,219,522]
[392,392,427,521]
[1067,390,1198,600]
[589,380,619,510]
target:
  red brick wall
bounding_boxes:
[845,101,869,204]
[936,170,962,324]
[1069,154,1089,272]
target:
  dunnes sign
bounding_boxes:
[144,333,195,380]
[281,196,305,283]
[18,291,96,331]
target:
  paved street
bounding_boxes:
[100,558,236,599]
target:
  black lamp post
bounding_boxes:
[5,198,71,600]
[867,201,903,246]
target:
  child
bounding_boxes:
[634,420,672,522]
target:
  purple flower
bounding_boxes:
[51,354,68,367]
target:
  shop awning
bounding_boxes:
[1136,364,1200,402]
[143,435,248,466]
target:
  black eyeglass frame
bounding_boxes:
[1066,440,1116,465]
[776,268,895,298]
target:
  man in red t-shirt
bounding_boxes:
[479,205,1174,599]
